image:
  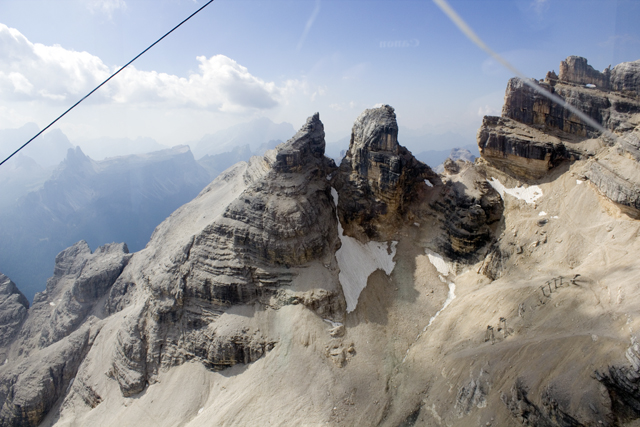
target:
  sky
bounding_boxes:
[0,0,638,154]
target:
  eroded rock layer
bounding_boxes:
[105,113,342,397]
[334,105,438,240]
[479,56,640,216]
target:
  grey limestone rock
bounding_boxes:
[0,241,130,426]
[586,159,640,214]
[558,55,612,90]
[611,60,640,97]
[334,105,439,240]
[13,241,131,355]
[479,56,640,193]
[0,275,28,352]
[0,326,95,427]
[107,113,341,397]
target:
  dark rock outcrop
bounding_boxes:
[478,116,570,179]
[501,77,615,137]
[501,379,584,427]
[0,275,28,351]
[596,337,640,423]
[333,105,439,240]
[432,161,503,259]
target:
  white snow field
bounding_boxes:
[487,177,543,204]
[331,188,397,312]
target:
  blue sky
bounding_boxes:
[0,0,638,153]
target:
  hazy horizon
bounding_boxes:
[0,0,638,160]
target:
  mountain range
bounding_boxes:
[2,55,638,426]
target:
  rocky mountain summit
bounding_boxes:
[1,56,640,426]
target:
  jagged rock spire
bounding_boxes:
[334,105,437,240]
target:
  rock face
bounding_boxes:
[334,105,438,240]
[13,241,131,356]
[477,115,570,179]
[431,161,503,259]
[0,242,129,427]
[558,55,612,90]
[0,275,28,351]
[5,69,640,426]
[105,113,342,397]
[611,60,640,97]
[479,55,640,215]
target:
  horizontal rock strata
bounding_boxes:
[334,105,438,240]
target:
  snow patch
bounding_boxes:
[551,215,559,219]
[424,283,456,330]
[198,408,204,415]
[539,211,547,216]
[331,188,397,313]
[576,179,583,185]
[402,282,456,363]
[49,302,55,307]
[425,249,450,276]
[424,179,433,187]
[488,178,543,204]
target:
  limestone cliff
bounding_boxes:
[104,113,342,397]
[479,56,640,217]
[333,105,439,240]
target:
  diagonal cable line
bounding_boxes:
[0,0,215,168]
[432,0,624,146]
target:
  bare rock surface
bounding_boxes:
[334,105,438,240]
[611,60,640,97]
[431,161,503,259]
[558,55,612,90]
[0,274,28,352]
[479,56,640,216]
[12,241,131,357]
[0,240,128,427]
[102,113,342,397]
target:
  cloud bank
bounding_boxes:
[0,23,286,112]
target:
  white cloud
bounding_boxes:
[529,0,549,17]
[0,24,288,112]
[87,0,127,17]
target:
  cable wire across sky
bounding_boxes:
[0,0,216,168]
